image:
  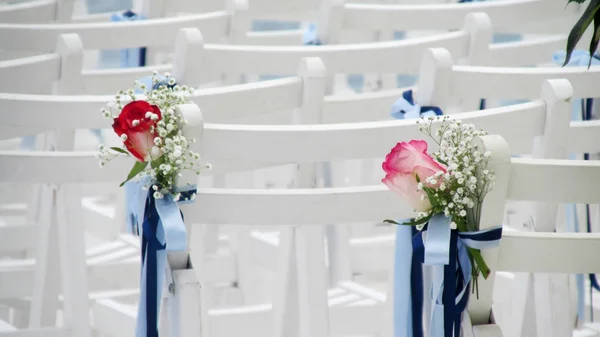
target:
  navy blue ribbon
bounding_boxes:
[141,192,165,337]
[411,226,424,337]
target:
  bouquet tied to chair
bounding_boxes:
[383,117,502,337]
[97,72,210,337]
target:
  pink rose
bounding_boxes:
[382,140,447,212]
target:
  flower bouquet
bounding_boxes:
[383,116,502,336]
[97,72,209,337]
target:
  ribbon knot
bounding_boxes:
[390,90,443,120]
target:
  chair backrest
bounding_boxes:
[0,56,326,142]
[0,0,75,23]
[463,135,600,330]
[0,26,205,97]
[417,47,600,112]
[320,0,573,43]
[0,33,83,94]
[0,13,229,52]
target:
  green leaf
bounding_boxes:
[119,161,148,187]
[588,9,600,67]
[383,219,401,225]
[110,147,129,155]
[403,213,434,226]
[436,157,448,166]
[423,186,439,207]
[564,0,600,66]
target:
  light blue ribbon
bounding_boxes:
[394,225,416,337]
[391,93,443,337]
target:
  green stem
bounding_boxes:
[468,248,490,279]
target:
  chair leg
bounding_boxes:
[29,185,61,328]
[56,185,92,337]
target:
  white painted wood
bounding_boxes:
[451,66,600,101]
[526,78,574,337]
[0,54,61,94]
[55,185,92,337]
[163,270,203,337]
[28,186,61,329]
[170,28,205,91]
[0,13,229,52]
[52,33,83,95]
[0,103,550,182]
[342,0,570,31]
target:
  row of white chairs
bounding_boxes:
[0,2,597,337]
[3,45,600,335]
[0,0,576,92]
[1,71,600,336]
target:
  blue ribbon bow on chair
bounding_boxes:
[390,90,443,120]
[553,49,600,322]
[127,177,196,337]
[412,215,502,337]
[303,23,322,46]
[123,76,193,337]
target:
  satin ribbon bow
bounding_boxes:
[303,23,322,45]
[127,178,195,337]
[390,90,443,120]
[411,214,502,337]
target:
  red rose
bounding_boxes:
[112,101,162,162]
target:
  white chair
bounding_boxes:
[168,78,576,337]
[463,134,600,337]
